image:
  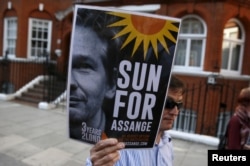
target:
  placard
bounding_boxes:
[67,5,181,148]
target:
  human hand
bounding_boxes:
[90,138,125,166]
[243,144,250,150]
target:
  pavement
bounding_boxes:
[0,100,217,166]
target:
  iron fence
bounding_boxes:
[173,80,238,138]
[0,57,66,103]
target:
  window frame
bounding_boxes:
[3,17,18,58]
[220,18,245,76]
[174,15,207,72]
[27,18,52,59]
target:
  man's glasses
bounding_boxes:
[165,98,183,110]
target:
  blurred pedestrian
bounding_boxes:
[227,87,250,150]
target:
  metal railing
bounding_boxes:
[0,56,67,103]
[173,81,238,137]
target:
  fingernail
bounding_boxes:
[111,138,118,144]
[119,142,125,148]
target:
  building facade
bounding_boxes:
[0,0,250,137]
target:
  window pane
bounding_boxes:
[221,41,229,69]
[191,21,203,34]
[43,42,47,49]
[180,21,189,34]
[229,31,238,39]
[32,30,36,38]
[38,49,43,57]
[224,21,242,39]
[4,17,17,56]
[180,18,204,34]
[175,16,205,69]
[174,40,187,65]
[38,41,42,47]
[31,48,36,56]
[38,31,42,38]
[44,31,48,39]
[221,20,244,73]
[230,44,240,71]
[9,48,14,55]
[189,40,202,67]
[32,40,36,47]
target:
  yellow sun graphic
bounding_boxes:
[107,11,179,59]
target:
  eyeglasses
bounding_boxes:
[165,98,183,110]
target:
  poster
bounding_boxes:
[67,5,181,148]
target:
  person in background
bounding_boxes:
[86,75,185,166]
[227,87,250,150]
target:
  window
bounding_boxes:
[3,17,17,58]
[173,109,197,133]
[27,18,52,59]
[221,19,245,75]
[216,111,232,138]
[174,15,206,70]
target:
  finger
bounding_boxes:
[93,150,120,166]
[92,138,118,152]
[91,142,125,165]
[94,138,118,151]
[91,142,124,160]
[95,142,124,157]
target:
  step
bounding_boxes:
[15,96,41,104]
[16,78,66,104]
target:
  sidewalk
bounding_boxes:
[0,100,217,166]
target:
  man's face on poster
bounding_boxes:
[69,26,114,125]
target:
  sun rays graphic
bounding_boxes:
[107,11,179,59]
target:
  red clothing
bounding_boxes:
[227,115,242,149]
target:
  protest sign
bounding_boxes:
[67,5,181,148]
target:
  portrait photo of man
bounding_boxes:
[68,9,120,143]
